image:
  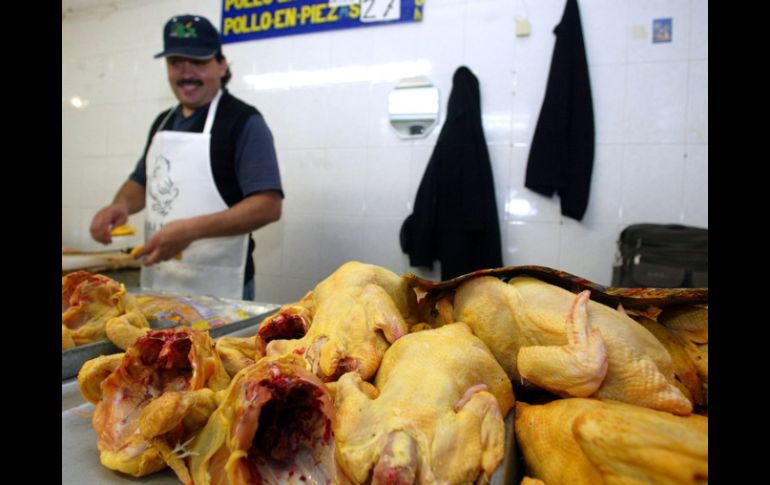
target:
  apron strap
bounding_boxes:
[157,106,176,131]
[202,89,223,134]
[158,89,223,133]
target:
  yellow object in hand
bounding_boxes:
[110,225,136,236]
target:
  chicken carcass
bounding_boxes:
[256,295,314,344]
[265,261,418,381]
[79,327,230,477]
[335,322,515,484]
[515,398,708,485]
[188,355,349,485]
[62,271,149,348]
[452,275,692,415]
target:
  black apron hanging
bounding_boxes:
[401,66,503,280]
[525,0,595,221]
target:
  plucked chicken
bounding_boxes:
[515,398,708,484]
[188,355,349,484]
[78,327,230,477]
[452,275,692,415]
[265,261,418,381]
[62,270,149,349]
[334,322,515,484]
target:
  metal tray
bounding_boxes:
[62,297,280,380]
[62,402,180,484]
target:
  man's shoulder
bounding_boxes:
[147,107,175,136]
[220,90,259,116]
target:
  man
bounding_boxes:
[90,14,283,300]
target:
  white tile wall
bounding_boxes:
[687,60,708,144]
[682,144,708,227]
[590,64,626,144]
[621,144,686,223]
[63,0,708,301]
[558,220,620,284]
[624,61,689,144]
[581,144,623,225]
[504,221,561,268]
[689,0,708,59]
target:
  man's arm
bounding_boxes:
[139,190,282,265]
[90,180,146,244]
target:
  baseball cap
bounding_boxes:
[154,14,222,60]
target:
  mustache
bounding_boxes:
[176,79,203,87]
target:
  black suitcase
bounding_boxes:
[612,224,708,288]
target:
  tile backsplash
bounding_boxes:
[62,0,708,303]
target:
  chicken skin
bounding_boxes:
[79,327,230,477]
[452,276,692,415]
[265,261,418,381]
[515,398,708,485]
[334,323,515,484]
[215,335,265,378]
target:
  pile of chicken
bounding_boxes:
[442,275,708,484]
[62,271,151,350]
[78,262,707,485]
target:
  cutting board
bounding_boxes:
[62,252,141,273]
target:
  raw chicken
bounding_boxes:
[62,271,149,348]
[636,317,705,407]
[256,294,315,344]
[265,261,418,381]
[335,323,515,484]
[215,335,264,378]
[660,305,708,405]
[79,327,230,477]
[78,353,124,404]
[515,398,708,484]
[140,388,221,485]
[188,355,350,484]
[452,275,692,415]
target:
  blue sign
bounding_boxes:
[652,18,672,44]
[221,0,424,44]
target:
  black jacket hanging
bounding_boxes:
[400,66,503,280]
[525,0,595,221]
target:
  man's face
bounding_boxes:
[166,56,227,113]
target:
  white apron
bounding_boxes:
[141,90,248,299]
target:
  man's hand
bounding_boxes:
[136,220,194,265]
[90,205,129,244]
[89,180,146,244]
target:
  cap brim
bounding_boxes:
[153,48,218,60]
